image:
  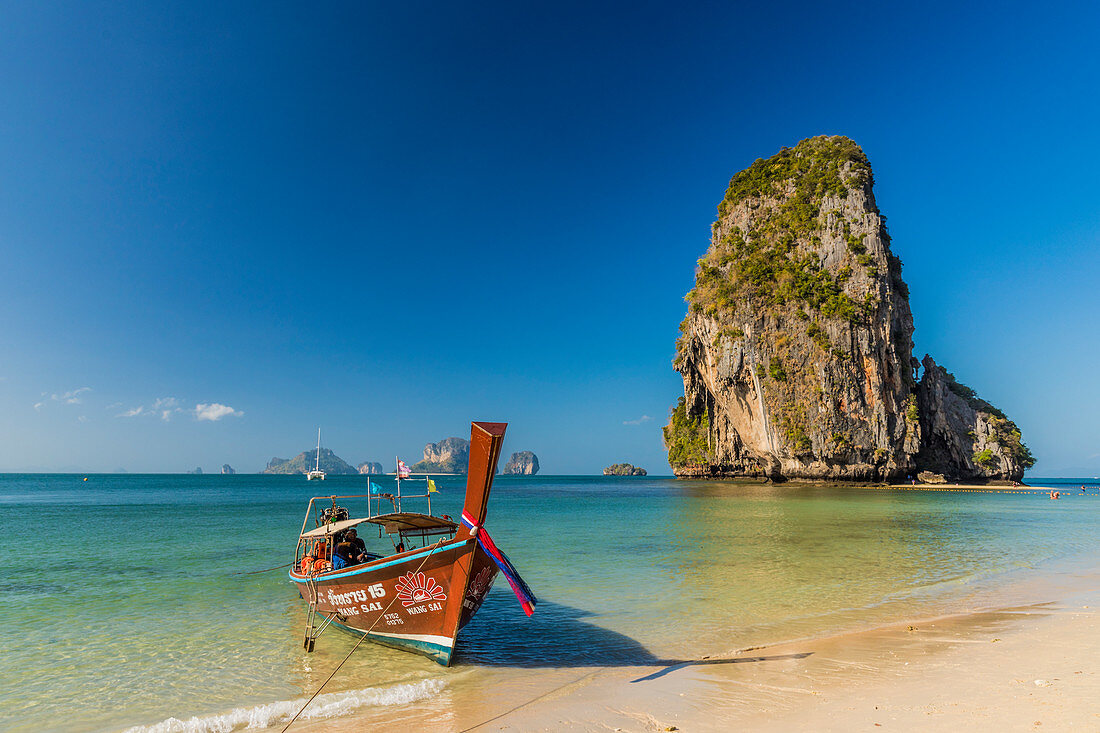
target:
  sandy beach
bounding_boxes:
[479,596,1099,732]
[297,576,1100,732]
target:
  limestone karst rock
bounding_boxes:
[411,437,470,474]
[603,463,647,476]
[665,136,1033,482]
[262,448,357,475]
[221,464,235,475]
[915,356,1034,481]
[357,461,384,475]
[502,451,540,475]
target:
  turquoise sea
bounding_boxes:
[2,473,1099,732]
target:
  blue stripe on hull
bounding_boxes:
[328,618,454,666]
[288,539,474,584]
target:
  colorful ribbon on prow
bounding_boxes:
[461,509,537,616]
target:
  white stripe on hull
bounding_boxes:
[365,630,455,649]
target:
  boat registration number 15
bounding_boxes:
[367,583,385,598]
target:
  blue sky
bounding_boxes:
[1,1,1097,474]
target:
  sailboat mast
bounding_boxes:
[395,454,401,512]
[315,428,321,473]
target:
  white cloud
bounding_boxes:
[623,415,653,426]
[153,397,182,421]
[77,416,89,423]
[194,403,243,421]
[106,402,123,410]
[116,397,184,421]
[36,387,92,411]
[53,387,91,405]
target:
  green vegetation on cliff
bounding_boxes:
[972,448,996,469]
[716,136,871,220]
[663,397,711,468]
[411,459,463,473]
[682,136,874,353]
[264,448,358,475]
[603,463,647,476]
[987,416,1035,468]
[941,369,1035,468]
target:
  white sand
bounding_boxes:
[304,586,1100,733]
[433,594,1100,731]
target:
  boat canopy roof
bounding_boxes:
[365,512,458,535]
[299,512,457,540]
[300,517,369,539]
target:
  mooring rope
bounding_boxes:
[232,561,294,576]
[281,538,447,732]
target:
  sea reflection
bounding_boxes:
[662,481,1084,652]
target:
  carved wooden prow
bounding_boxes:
[457,421,507,537]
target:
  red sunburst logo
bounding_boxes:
[395,571,447,607]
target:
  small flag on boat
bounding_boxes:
[397,460,411,478]
[369,481,383,494]
[461,509,537,617]
[427,479,439,493]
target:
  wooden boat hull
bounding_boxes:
[290,538,499,665]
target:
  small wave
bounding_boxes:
[122,678,445,733]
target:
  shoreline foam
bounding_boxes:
[121,679,445,733]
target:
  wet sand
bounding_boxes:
[465,597,1100,732]
[300,585,1100,732]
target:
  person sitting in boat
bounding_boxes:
[333,538,353,569]
[344,529,367,562]
[333,529,369,568]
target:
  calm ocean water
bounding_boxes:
[2,473,1098,732]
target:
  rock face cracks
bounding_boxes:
[665,136,1033,482]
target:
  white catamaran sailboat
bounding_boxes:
[307,428,326,481]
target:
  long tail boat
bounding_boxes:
[289,421,536,665]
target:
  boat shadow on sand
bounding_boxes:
[457,595,810,680]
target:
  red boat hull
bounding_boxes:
[290,538,498,665]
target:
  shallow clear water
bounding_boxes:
[1,474,1097,732]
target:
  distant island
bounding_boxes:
[664,136,1034,483]
[222,464,235,475]
[408,438,541,475]
[357,461,383,475]
[604,463,647,476]
[502,451,540,475]
[410,437,470,474]
[263,448,358,475]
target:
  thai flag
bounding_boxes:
[397,460,411,478]
[461,510,537,617]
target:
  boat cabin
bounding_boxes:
[294,494,458,576]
